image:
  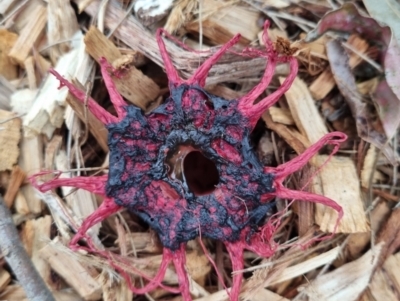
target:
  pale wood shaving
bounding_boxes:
[0,29,18,80]
[8,4,47,65]
[24,216,53,289]
[55,151,100,235]
[303,242,383,301]
[361,144,377,189]
[0,269,11,292]
[84,26,160,109]
[312,155,369,233]
[47,0,79,63]
[268,247,341,286]
[18,135,43,214]
[280,76,328,144]
[23,49,80,138]
[0,110,21,171]
[186,0,260,45]
[40,239,103,300]
[3,166,25,207]
[367,251,400,299]
[269,106,295,125]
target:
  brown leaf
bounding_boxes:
[326,40,397,163]
[305,3,400,143]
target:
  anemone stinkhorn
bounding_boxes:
[30,21,346,301]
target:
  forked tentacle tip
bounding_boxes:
[49,68,68,89]
[99,56,108,64]
[330,131,348,142]
[155,28,181,85]
[156,27,164,37]
[98,57,122,78]
[28,170,61,191]
[264,20,271,28]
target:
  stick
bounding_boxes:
[0,195,55,301]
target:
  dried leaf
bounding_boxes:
[305,3,400,142]
[372,79,400,140]
[326,39,396,163]
[305,3,391,44]
[363,0,400,138]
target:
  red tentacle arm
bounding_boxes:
[69,197,121,249]
[156,28,181,85]
[68,198,181,295]
[187,34,241,87]
[272,185,343,234]
[225,242,244,301]
[198,236,230,293]
[171,244,192,301]
[49,69,118,124]
[241,57,298,128]
[99,57,127,120]
[118,247,180,295]
[238,55,277,108]
[29,171,108,195]
[265,132,347,180]
[261,132,348,235]
[238,21,277,106]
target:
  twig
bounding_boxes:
[0,195,55,301]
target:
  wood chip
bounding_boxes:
[0,29,18,80]
[23,56,37,90]
[268,106,295,125]
[281,76,368,233]
[193,288,288,301]
[3,165,25,208]
[280,76,327,144]
[312,155,369,233]
[121,232,162,254]
[369,252,400,300]
[23,49,80,138]
[303,242,383,301]
[21,216,53,289]
[8,4,47,65]
[82,0,268,84]
[0,285,27,301]
[0,76,15,110]
[10,88,36,115]
[361,144,377,189]
[263,111,308,154]
[377,207,400,263]
[0,269,11,292]
[55,151,100,235]
[14,190,30,215]
[268,247,341,286]
[18,135,43,214]
[66,89,109,152]
[47,0,79,63]
[309,34,369,100]
[40,239,102,301]
[0,0,18,15]
[251,289,290,301]
[0,110,21,171]
[186,0,260,45]
[84,26,160,109]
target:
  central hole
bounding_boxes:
[183,151,219,196]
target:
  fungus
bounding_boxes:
[30,21,346,301]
